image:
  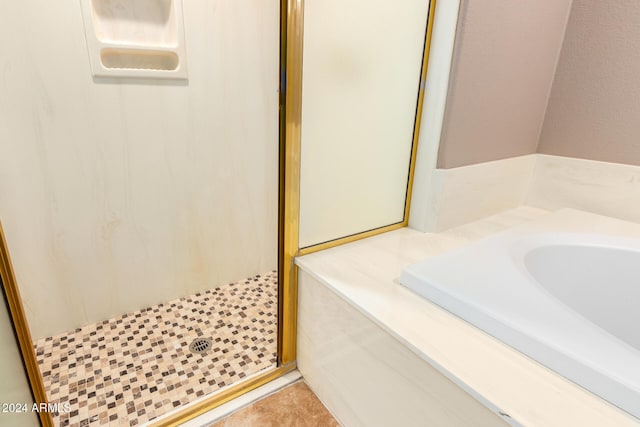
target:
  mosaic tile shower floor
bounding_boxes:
[34,271,278,427]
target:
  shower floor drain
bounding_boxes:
[189,338,212,354]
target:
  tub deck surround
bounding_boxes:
[295,207,640,427]
[34,272,277,427]
[297,269,507,427]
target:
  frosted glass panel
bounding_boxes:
[299,0,430,247]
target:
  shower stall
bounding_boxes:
[0,1,291,425]
[0,0,434,424]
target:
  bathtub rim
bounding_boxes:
[399,229,640,418]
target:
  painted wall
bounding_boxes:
[436,0,572,169]
[298,0,429,247]
[538,0,640,166]
[0,1,279,339]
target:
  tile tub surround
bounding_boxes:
[34,272,277,427]
[415,155,537,232]
[411,153,640,232]
[526,154,640,224]
[296,207,640,427]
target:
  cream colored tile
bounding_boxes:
[527,154,640,224]
[415,155,537,232]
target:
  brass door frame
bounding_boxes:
[158,0,305,423]
[1,0,436,425]
[277,0,304,368]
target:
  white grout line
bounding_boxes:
[176,370,303,427]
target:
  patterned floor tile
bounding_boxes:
[34,272,278,427]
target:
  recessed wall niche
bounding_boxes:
[79,0,188,79]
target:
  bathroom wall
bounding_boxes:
[412,0,640,231]
[0,1,279,339]
[0,286,39,426]
[537,0,640,165]
[298,0,430,247]
[436,0,573,169]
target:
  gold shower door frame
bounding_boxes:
[0,0,436,425]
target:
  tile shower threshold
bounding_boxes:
[34,271,278,427]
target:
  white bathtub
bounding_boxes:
[400,229,640,420]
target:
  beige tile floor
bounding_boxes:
[208,381,340,427]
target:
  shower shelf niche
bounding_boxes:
[79,0,188,79]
